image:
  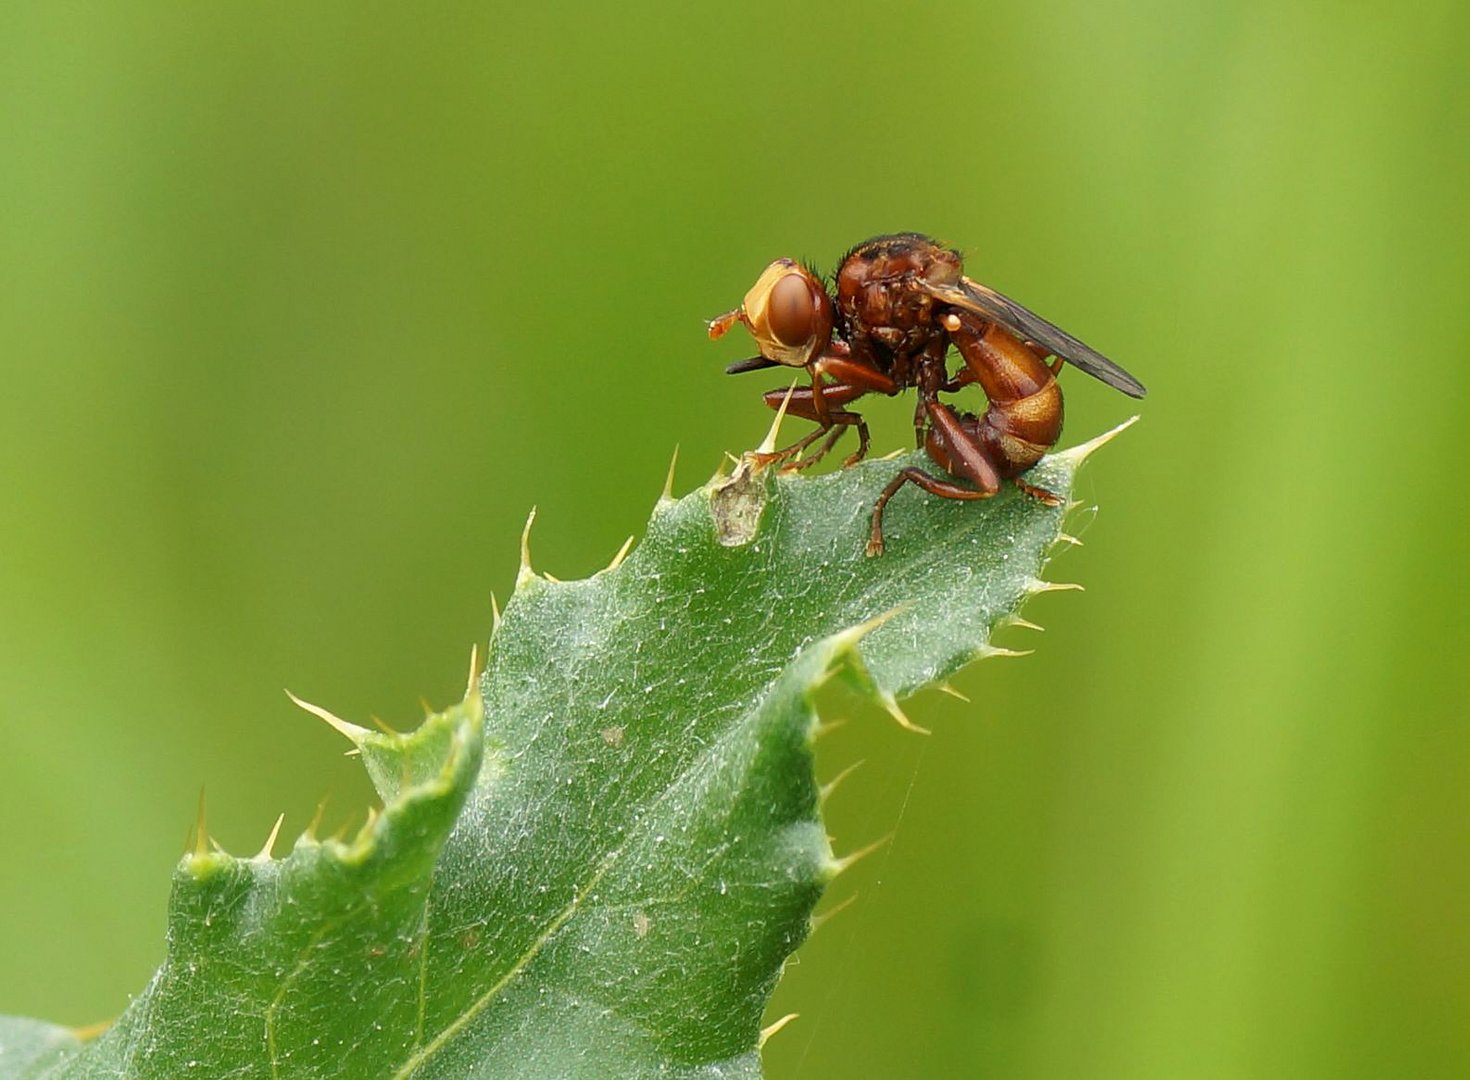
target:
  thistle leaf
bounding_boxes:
[8,423,1129,1079]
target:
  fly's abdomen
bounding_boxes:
[988,379,1062,473]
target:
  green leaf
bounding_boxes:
[8,422,1130,1079]
[0,1018,82,1078]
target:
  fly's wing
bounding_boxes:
[925,278,1147,398]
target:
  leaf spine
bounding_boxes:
[809,891,858,935]
[880,691,930,735]
[759,1013,800,1048]
[255,812,285,860]
[756,379,800,455]
[286,689,370,744]
[466,642,482,701]
[829,833,892,878]
[515,506,539,588]
[819,760,865,806]
[937,681,971,702]
[193,787,210,858]
[830,604,907,652]
[1053,414,1139,466]
[603,534,636,573]
[1026,578,1085,595]
[659,444,680,504]
[976,644,1034,660]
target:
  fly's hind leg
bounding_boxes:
[868,467,998,556]
[1013,476,1064,506]
[868,398,1002,557]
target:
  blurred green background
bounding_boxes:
[2,2,1466,1076]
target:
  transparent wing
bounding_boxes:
[924,278,1147,399]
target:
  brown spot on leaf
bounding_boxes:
[710,458,768,547]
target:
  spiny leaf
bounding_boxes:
[0,1018,82,1078]
[7,421,1131,1079]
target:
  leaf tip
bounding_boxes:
[936,681,971,703]
[659,444,680,504]
[516,506,539,587]
[286,689,370,744]
[192,786,209,859]
[755,379,800,455]
[1054,414,1139,467]
[879,691,930,735]
[976,644,1034,661]
[759,1013,800,1049]
[826,833,892,880]
[304,796,328,843]
[466,642,483,702]
[811,716,848,740]
[1026,577,1085,596]
[603,534,636,574]
[809,891,858,936]
[70,1018,112,1042]
[818,759,864,807]
[1003,614,1045,633]
[830,604,907,653]
[255,812,285,861]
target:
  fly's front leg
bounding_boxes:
[810,353,897,467]
[759,382,871,470]
[868,398,1002,557]
[756,352,898,470]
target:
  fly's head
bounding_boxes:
[708,259,834,368]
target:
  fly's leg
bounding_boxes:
[756,383,869,470]
[749,421,830,468]
[941,367,978,393]
[868,398,1002,557]
[784,420,856,472]
[868,467,998,557]
[757,354,897,470]
[1013,476,1064,506]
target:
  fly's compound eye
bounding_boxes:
[735,258,834,367]
[729,257,834,367]
[767,272,817,347]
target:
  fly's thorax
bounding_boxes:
[836,234,963,365]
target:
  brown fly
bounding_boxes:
[708,232,1146,555]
